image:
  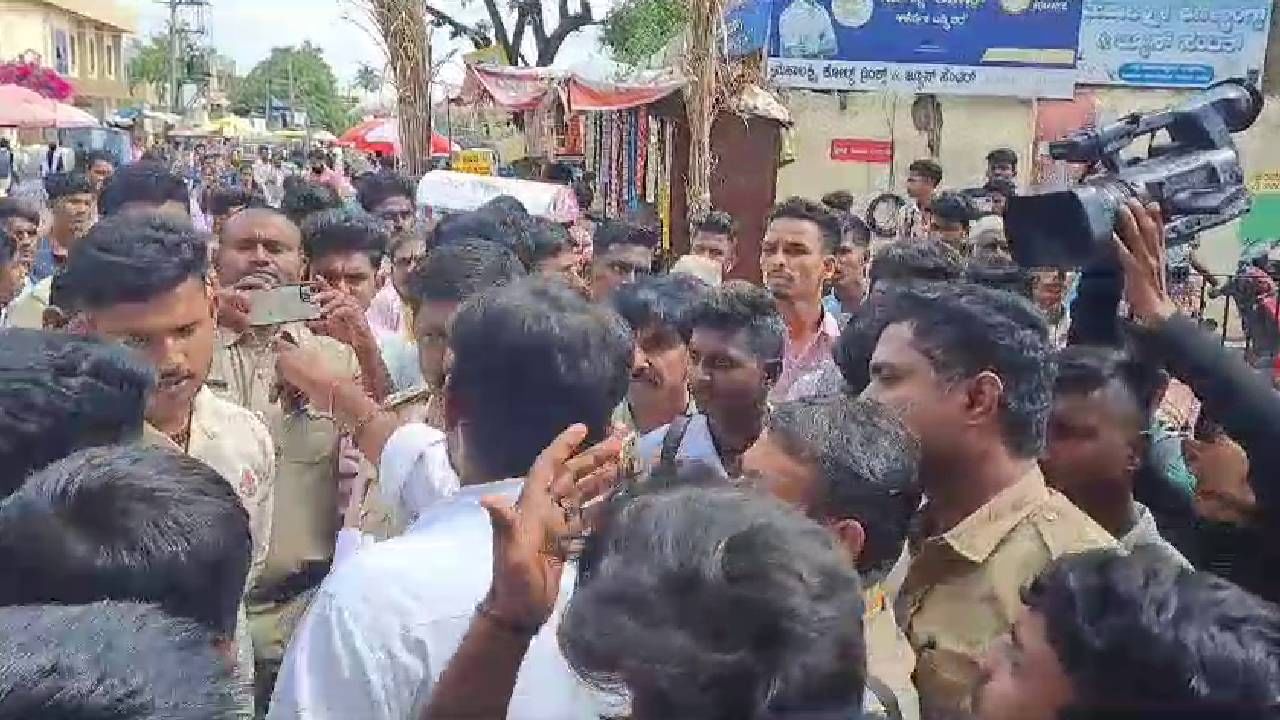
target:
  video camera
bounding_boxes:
[1006,79,1264,269]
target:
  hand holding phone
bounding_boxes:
[247,285,323,327]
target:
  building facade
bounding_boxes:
[0,0,138,117]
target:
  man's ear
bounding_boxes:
[829,518,866,568]
[964,370,1004,430]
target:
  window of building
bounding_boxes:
[69,31,79,76]
[87,32,97,77]
[51,29,69,75]
[105,37,117,78]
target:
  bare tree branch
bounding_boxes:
[537,0,595,65]
[422,1,493,49]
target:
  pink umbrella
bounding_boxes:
[339,117,459,156]
[0,84,98,128]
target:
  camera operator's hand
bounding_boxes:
[1113,198,1178,327]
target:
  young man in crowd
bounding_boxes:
[0,199,40,279]
[307,149,354,200]
[80,149,117,196]
[926,191,972,252]
[527,217,584,292]
[205,186,261,238]
[975,550,1280,720]
[0,602,242,720]
[0,328,154,497]
[100,161,191,218]
[589,219,659,302]
[212,205,361,706]
[612,273,709,434]
[689,210,738,278]
[367,230,426,340]
[5,173,96,328]
[824,213,872,320]
[637,281,783,477]
[760,196,841,403]
[1040,346,1191,568]
[897,159,942,242]
[742,394,923,720]
[0,231,22,323]
[357,172,416,235]
[985,147,1018,184]
[300,208,401,398]
[265,278,632,720]
[856,281,1116,718]
[0,446,252,676]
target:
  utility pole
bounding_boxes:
[158,0,211,116]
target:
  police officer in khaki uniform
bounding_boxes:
[212,207,362,707]
[860,282,1116,720]
[47,212,278,715]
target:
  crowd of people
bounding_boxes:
[0,139,1277,720]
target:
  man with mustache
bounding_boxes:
[761,197,842,403]
[4,173,97,328]
[46,212,276,710]
[611,274,709,434]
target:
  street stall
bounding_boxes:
[416,170,579,223]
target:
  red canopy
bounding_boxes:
[339,117,458,156]
[457,65,684,112]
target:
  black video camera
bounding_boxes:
[1006,79,1263,269]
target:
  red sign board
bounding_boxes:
[830,139,893,164]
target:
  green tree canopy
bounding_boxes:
[127,31,192,106]
[231,42,352,132]
[601,0,687,67]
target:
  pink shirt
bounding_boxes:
[771,309,842,404]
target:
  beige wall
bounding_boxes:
[775,85,1280,275]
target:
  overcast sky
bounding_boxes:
[129,0,618,90]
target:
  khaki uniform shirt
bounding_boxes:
[206,324,358,668]
[141,385,276,717]
[3,275,50,328]
[864,583,920,720]
[899,467,1116,719]
[356,385,443,541]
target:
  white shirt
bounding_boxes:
[635,413,727,476]
[268,471,597,719]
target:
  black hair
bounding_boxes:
[1026,549,1280,719]
[79,149,116,170]
[984,177,1018,199]
[573,180,594,211]
[357,172,415,213]
[404,238,526,307]
[0,329,154,497]
[1053,345,1162,426]
[766,395,922,577]
[281,179,341,227]
[544,161,575,185]
[869,281,1053,458]
[480,194,529,217]
[695,210,737,239]
[204,186,262,217]
[301,207,389,269]
[928,191,973,227]
[691,280,786,366]
[447,278,632,480]
[768,196,842,253]
[0,198,40,226]
[527,216,572,265]
[0,445,251,638]
[55,213,208,312]
[869,241,963,286]
[561,484,866,719]
[612,273,711,343]
[986,147,1019,170]
[593,219,660,254]
[965,252,1032,298]
[0,230,12,268]
[44,172,94,201]
[0,602,239,720]
[99,162,188,216]
[434,210,534,268]
[821,190,856,213]
[840,212,871,248]
[908,159,943,185]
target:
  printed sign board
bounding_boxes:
[1077,1,1272,88]
[453,149,495,176]
[766,0,1084,98]
[830,138,893,163]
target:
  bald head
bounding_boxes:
[217,208,305,287]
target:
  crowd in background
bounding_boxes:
[0,138,1276,720]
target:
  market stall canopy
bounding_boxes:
[108,106,181,127]
[0,84,98,128]
[417,170,579,223]
[339,118,458,157]
[456,65,684,112]
[205,115,255,138]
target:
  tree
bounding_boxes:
[231,43,352,132]
[364,0,433,177]
[354,62,383,93]
[127,31,189,106]
[601,0,687,67]
[421,0,598,66]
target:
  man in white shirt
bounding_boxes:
[637,282,784,478]
[268,278,633,720]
